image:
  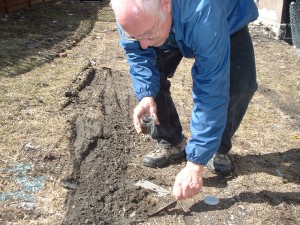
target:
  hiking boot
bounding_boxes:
[143,137,187,168]
[206,152,233,176]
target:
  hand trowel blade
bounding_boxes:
[148,199,177,217]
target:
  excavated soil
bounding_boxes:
[61,66,157,224]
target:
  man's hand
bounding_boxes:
[133,96,160,133]
[173,161,203,200]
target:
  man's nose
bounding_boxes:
[139,40,150,49]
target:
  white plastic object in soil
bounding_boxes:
[204,195,220,206]
[135,179,170,197]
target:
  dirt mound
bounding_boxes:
[61,66,156,224]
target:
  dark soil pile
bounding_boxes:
[61,66,156,224]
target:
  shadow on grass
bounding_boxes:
[186,190,300,214]
[155,190,299,219]
[203,148,300,188]
[232,148,300,183]
[0,0,112,77]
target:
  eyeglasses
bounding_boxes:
[121,18,160,42]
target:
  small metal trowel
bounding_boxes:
[148,199,178,217]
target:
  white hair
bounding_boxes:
[110,0,165,21]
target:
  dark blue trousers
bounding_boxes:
[152,26,257,154]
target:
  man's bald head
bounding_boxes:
[111,0,172,49]
[110,0,164,25]
[110,0,161,16]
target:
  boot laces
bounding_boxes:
[153,141,171,154]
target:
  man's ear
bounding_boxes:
[161,0,172,14]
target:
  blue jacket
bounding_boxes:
[118,0,258,165]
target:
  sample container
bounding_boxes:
[140,114,154,134]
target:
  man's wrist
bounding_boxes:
[186,161,204,174]
[142,96,154,100]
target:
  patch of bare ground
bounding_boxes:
[0,1,299,225]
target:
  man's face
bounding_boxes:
[120,9,172,49]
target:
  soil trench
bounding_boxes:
[62,66,154,224]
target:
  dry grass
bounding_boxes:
[0,54,84,224]
[0,1,105,224]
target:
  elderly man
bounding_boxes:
[110,0,258,200]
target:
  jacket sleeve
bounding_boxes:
[184,1,231,165]
[117,23,161,101]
